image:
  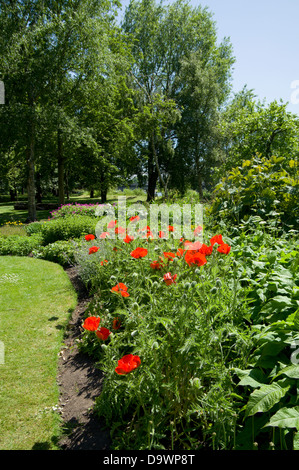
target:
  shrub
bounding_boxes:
[32,239,85,267]
[208,154,299,231]
[0,234,43,256]
[40,215,98,244]
[25,221,44,235]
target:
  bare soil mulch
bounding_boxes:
[57,266,111,450]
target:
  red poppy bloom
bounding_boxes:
[198,243,213,256]
[111,283,130,297]
[108,220,117,229]
[210,234,224,246]
[158,231,166,238]
[130,215,140,222]
[100,231,110,239]
[85,234,95,241]
[112,317,121,330]
[163,252,176,261]
[130,247,148,258]
[124,234,134,243]
[194,225,203,236]
[89,246,99,254]
[168,225,175,232]
[217,243,231,254]
[185,250,207,267]
[96,327,111,341]
[150,260,163,270]
[100,259,108,266]
[82,316,101,331]
[115,226,126,234]
[115,354,141,375]
[163,272,177,285]
[176,248,185,258]
[184,240,203,251]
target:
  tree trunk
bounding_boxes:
[147,151,158,202]
[57,127,65,205]
[36,172,42,203]
[195,155,203,199]
[101,189,107,203]
[27,127,37,222]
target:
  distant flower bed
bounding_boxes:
[50,202,115,219]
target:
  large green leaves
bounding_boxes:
[265,407,299,430]
[245,383,290,418]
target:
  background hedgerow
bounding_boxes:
[39,215,98,245]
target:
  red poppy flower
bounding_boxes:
[163,272,177,285]
[185,250,207,267]
[130,215,140,222]
[184,240,203,251]
[124,234,134,243]
[89,246,99,254]
[99,231,109,239]
[176,248,185,258]
[115,354,141,375]
[115,226,126,234]
[130,247,148,258]
[150,260,163,270]
[111,283,130,297]
[100,259,108,266]
[85,234,95,241]
[158,231,166,238]
[217,243,231,254]
[82,316,101,331]
[198,243,213,256]
[163,252,176,261]
[210,234,224,246]
[96,327,111,341]
[112,317,121,330]
[194,225,203,236]
[108,220,117,229]
[168,225,175,232]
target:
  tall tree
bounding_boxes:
[122,0,234,200]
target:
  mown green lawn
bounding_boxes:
[0,256,77,450]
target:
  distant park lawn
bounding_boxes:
[0,256,77,450]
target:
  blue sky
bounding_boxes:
[119,0,299,116]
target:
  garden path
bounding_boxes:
[57,267,111,450]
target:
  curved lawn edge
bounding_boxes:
[0,256,77,450]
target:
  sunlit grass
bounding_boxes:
[0,256,77,450]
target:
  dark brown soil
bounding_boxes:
[57,266,112,450]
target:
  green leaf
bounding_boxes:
[245,383,290,418]
[275,364,299,380]
[265,406,299,430]
[236,368,266,388]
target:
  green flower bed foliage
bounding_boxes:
[32,239,85,267]
[0,234,43,256]
[40,215,98,245]
[74,230,255,450]
[208,154,299,231]
[72,216,299,450]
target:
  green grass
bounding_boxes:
[0,256,77,450]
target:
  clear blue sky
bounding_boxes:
[119,0,299,116]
